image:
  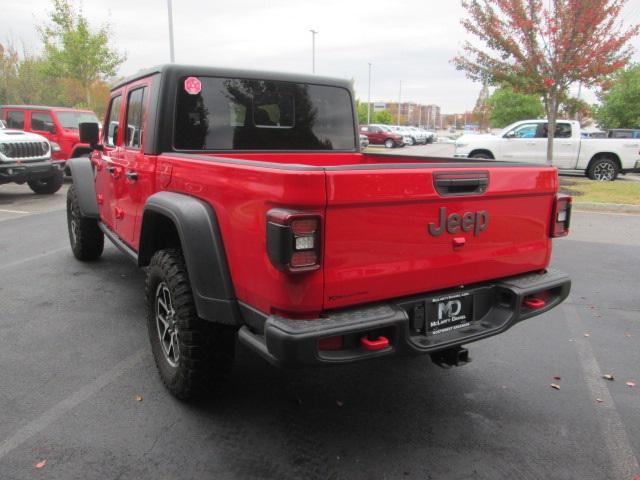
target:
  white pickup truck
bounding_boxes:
[454,119,640,181]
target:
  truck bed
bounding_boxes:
[156,151,558,316]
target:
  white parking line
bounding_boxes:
[0,208,30,214]
[0,247,68,272]
[563,303,640,479]
[0,349,146,460]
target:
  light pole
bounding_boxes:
[309,29,318,73]
[367,62,372,125]
[167,0,175,63]
[397,80,402,126]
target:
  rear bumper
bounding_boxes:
[238,269,571,367]
[0,160,65,184]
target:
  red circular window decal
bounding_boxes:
[184,77,202,95]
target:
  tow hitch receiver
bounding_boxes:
[360,335,390,351]
[523,297,546,310]
[431,347,471,368]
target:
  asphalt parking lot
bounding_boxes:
[1,179,639,480]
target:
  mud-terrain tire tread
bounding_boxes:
[66,185,104,261]
[28,171,64,194]
[145,248,235,400]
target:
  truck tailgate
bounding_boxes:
[323,165,557,309]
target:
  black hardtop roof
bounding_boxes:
[111,63,354,91]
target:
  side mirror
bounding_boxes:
[504,131,516,139]
[79,122,101,149]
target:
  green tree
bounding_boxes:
[486,85,544,128]
[39,0,125,104]
[596,65,640,129]
[374,110,393,124]
[356,100,370,124]
[559,96,593,123]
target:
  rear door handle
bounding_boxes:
[125,171,138,181]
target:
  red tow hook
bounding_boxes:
[524,297,546,310]
[360,335,390,351]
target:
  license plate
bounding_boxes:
[427,292,473,335]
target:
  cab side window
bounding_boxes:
[31,112,56,134]
[105,96,122,147]
[508,123,538,138]
[538,123,572,139]
[6,111,25,129]
[125,87,146,149]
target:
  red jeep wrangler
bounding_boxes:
[66,65,571,399]
[0,105,99,163]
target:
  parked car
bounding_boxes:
[607,129,640,139]
[0,120,65,194]
[581,130,607,139]
[0,105,100,165]
[359,124,403,148]
[406,126,428,144]
[67,64,571,400]
[387,125,415,145]
[454,119,640,181]
[422,128,437,144]
[359,133,369,148]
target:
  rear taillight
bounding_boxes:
[551,193,572,237]
[267,208,321,273]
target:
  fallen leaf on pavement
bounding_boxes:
[550,383,560,390]
[595,398,603,403]
[584,333,591,337]
[626,381,636,388]
[625,333,632,338]
[603,374,615,381]
[553,376,561,381]
[35,460,47,469]
[135,394,143,402]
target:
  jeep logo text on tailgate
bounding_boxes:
[428,207,489,236]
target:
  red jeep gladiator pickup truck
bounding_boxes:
[66,64,571,399]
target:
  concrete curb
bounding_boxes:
[572,202,640,214]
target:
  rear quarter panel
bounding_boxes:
[577,138,640,170]
[157,154,327,315]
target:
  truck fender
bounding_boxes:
[69,146,93,160]
[66,157,99,218]
[139,192,240,325]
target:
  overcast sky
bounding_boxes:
[3,0,640,112]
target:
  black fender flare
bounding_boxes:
[69,146,93,159]
[139,192,240,325]
[66,157,99,218]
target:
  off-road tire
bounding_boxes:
[28,171,64,194]
[66,185,104,261]
[587,157,619,181]
[145,248,236,400]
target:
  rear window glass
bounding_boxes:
[174,76,355,151]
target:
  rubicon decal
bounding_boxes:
[428,207,489,236]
